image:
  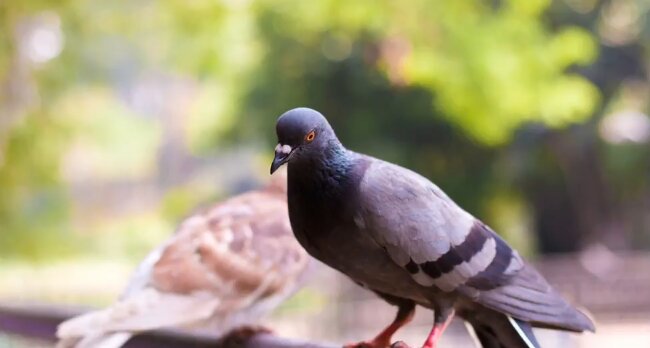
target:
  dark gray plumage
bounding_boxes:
[270,107,594,348]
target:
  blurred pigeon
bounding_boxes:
[57,171,310,348]
[270,108,594,348]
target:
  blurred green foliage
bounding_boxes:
[239,0,599,144]
[1,0,649,262]
[0,111,73,260]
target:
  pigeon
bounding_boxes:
[56,171,310,348]
[270,108,595,348]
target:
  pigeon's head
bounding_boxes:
[270,107,336,174]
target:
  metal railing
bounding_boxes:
[0,302,336,348]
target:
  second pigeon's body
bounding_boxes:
[271,108,594,348]
[57,173,310,348]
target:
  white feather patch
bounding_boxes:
[275,143,292,154]
[447,211,476,246]
[507,316,538,348]
[411,269,435,286]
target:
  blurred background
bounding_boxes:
[1,0,649,347]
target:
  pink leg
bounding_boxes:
[344,303,416,348]
[422,309,454,348]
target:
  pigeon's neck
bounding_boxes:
[321,143,353,179]
[289,141,353,195]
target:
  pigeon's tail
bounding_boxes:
[465,311,540,348]
[56,332,131,348]
[56,288,221,348]
[476,264,595,333]
[56,308,132,348]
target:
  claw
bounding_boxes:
[343,338,390,348]
[219,325,274,345]
[343,339,415,348]
[390,341,411,348]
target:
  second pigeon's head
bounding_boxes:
[270,107,337,174]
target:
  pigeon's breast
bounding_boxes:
[288,188,430,303]
[286,155,433,303]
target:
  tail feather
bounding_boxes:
[506,317,540,348]
[56,288,221,348]
[477,265,595,332]
[57,332,132,348]
[465,311,540,348]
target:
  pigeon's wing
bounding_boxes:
[356,159,518,292]
[149,188,309,305]
[57,180,310,347]
[356,159,594,332]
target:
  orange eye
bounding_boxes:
[305,130,316,143]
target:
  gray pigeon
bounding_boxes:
[270,108,594,348]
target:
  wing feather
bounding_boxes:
[358,160,505,292]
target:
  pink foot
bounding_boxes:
[343,338,391,348]
[219,325,274,345]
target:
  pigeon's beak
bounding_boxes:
[270,144,293,174]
